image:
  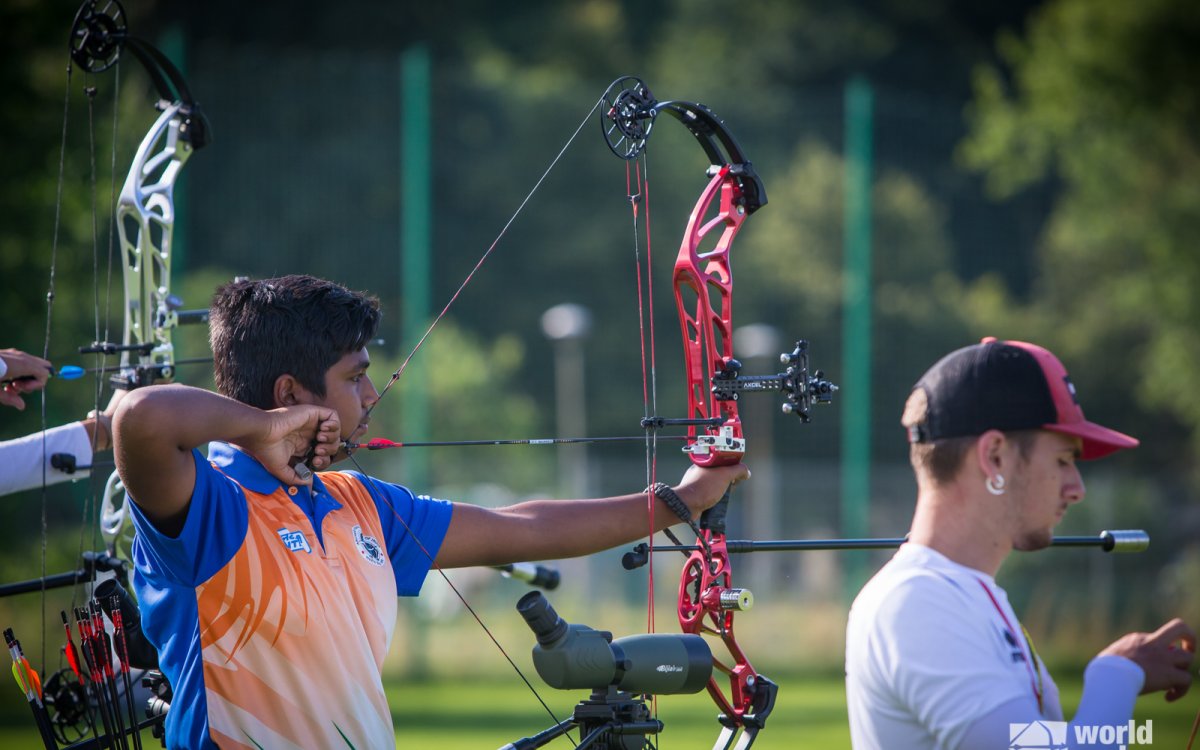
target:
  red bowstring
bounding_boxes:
[626,158,658,635]
[627,147,662,722]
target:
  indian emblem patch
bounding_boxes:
[352,525,386,566]
[277,527,312,554]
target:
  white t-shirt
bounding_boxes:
[0,422,94,496]
[847,543,1062,749]
[846,543,1143,750]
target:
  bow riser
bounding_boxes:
[115,103,195,389]
[673,167,747,468]
[671,162,769,740]
[98,101,204,560]
[678,539,759,723]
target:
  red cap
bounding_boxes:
[997,338,1138,459]
[909,337,1139,460]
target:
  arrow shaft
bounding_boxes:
[358,435,689,449]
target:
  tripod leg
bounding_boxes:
[711,725,738,750]
[731,725,760,750]
[497,718,578,750]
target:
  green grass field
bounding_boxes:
[393,672,1196,748]
[0,669,1194,748]
[1,595,1194,747]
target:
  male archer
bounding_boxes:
[845,338,1194,749]
[113,274,747,749]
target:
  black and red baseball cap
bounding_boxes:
[906,337,1138,460]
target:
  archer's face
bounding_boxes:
[1009,431,1085,551]
[319,347,379,446]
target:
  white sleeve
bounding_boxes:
[957,655,1145,749]
[0,422,94,496]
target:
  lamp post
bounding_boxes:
[733,323,782,591]
[541,304,593,499]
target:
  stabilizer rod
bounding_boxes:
[623,530,1148,570]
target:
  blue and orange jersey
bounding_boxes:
[129,442,453,749]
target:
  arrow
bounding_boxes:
[5,628,57,748]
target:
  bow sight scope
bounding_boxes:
[516,591,712,696]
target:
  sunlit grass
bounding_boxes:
[1,669,1194,748]
[1,599,1195,746]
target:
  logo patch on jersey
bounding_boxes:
[353,525,386,566]
[998,625,1027,664]
[277,527,312,554]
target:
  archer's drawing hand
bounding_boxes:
[1100,617,1196,701]
[0,348,54,410]
[248,405,342,487]
[675,462,751,516]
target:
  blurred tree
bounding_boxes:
[960,0,1200,476]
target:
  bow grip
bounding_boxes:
[700,485,732,535]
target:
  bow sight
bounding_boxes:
[713,340,838,423]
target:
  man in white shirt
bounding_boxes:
[846,337,1194,749]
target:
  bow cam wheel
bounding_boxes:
[601,76,658,160]
[70,0,128,73]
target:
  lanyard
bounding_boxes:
[976,578,1044,714]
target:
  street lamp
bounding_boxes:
[541,303,593,499]
[733,323,782,591]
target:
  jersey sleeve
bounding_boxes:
[128,448,250,587]
[344,471,453,596]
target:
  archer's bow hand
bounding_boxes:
[674,462,751,517]
[252,405,342,486]
[0,348,54,409]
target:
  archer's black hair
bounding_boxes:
[209,275,381,409]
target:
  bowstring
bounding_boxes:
[70,60,124,651]
[341,87,625,750]
[39,52,76,671]
[628,145,665,743]
[626,154,657,635]
[342,453,577,746]
[366,94,607,420]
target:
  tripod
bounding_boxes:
[500,686,663,750]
